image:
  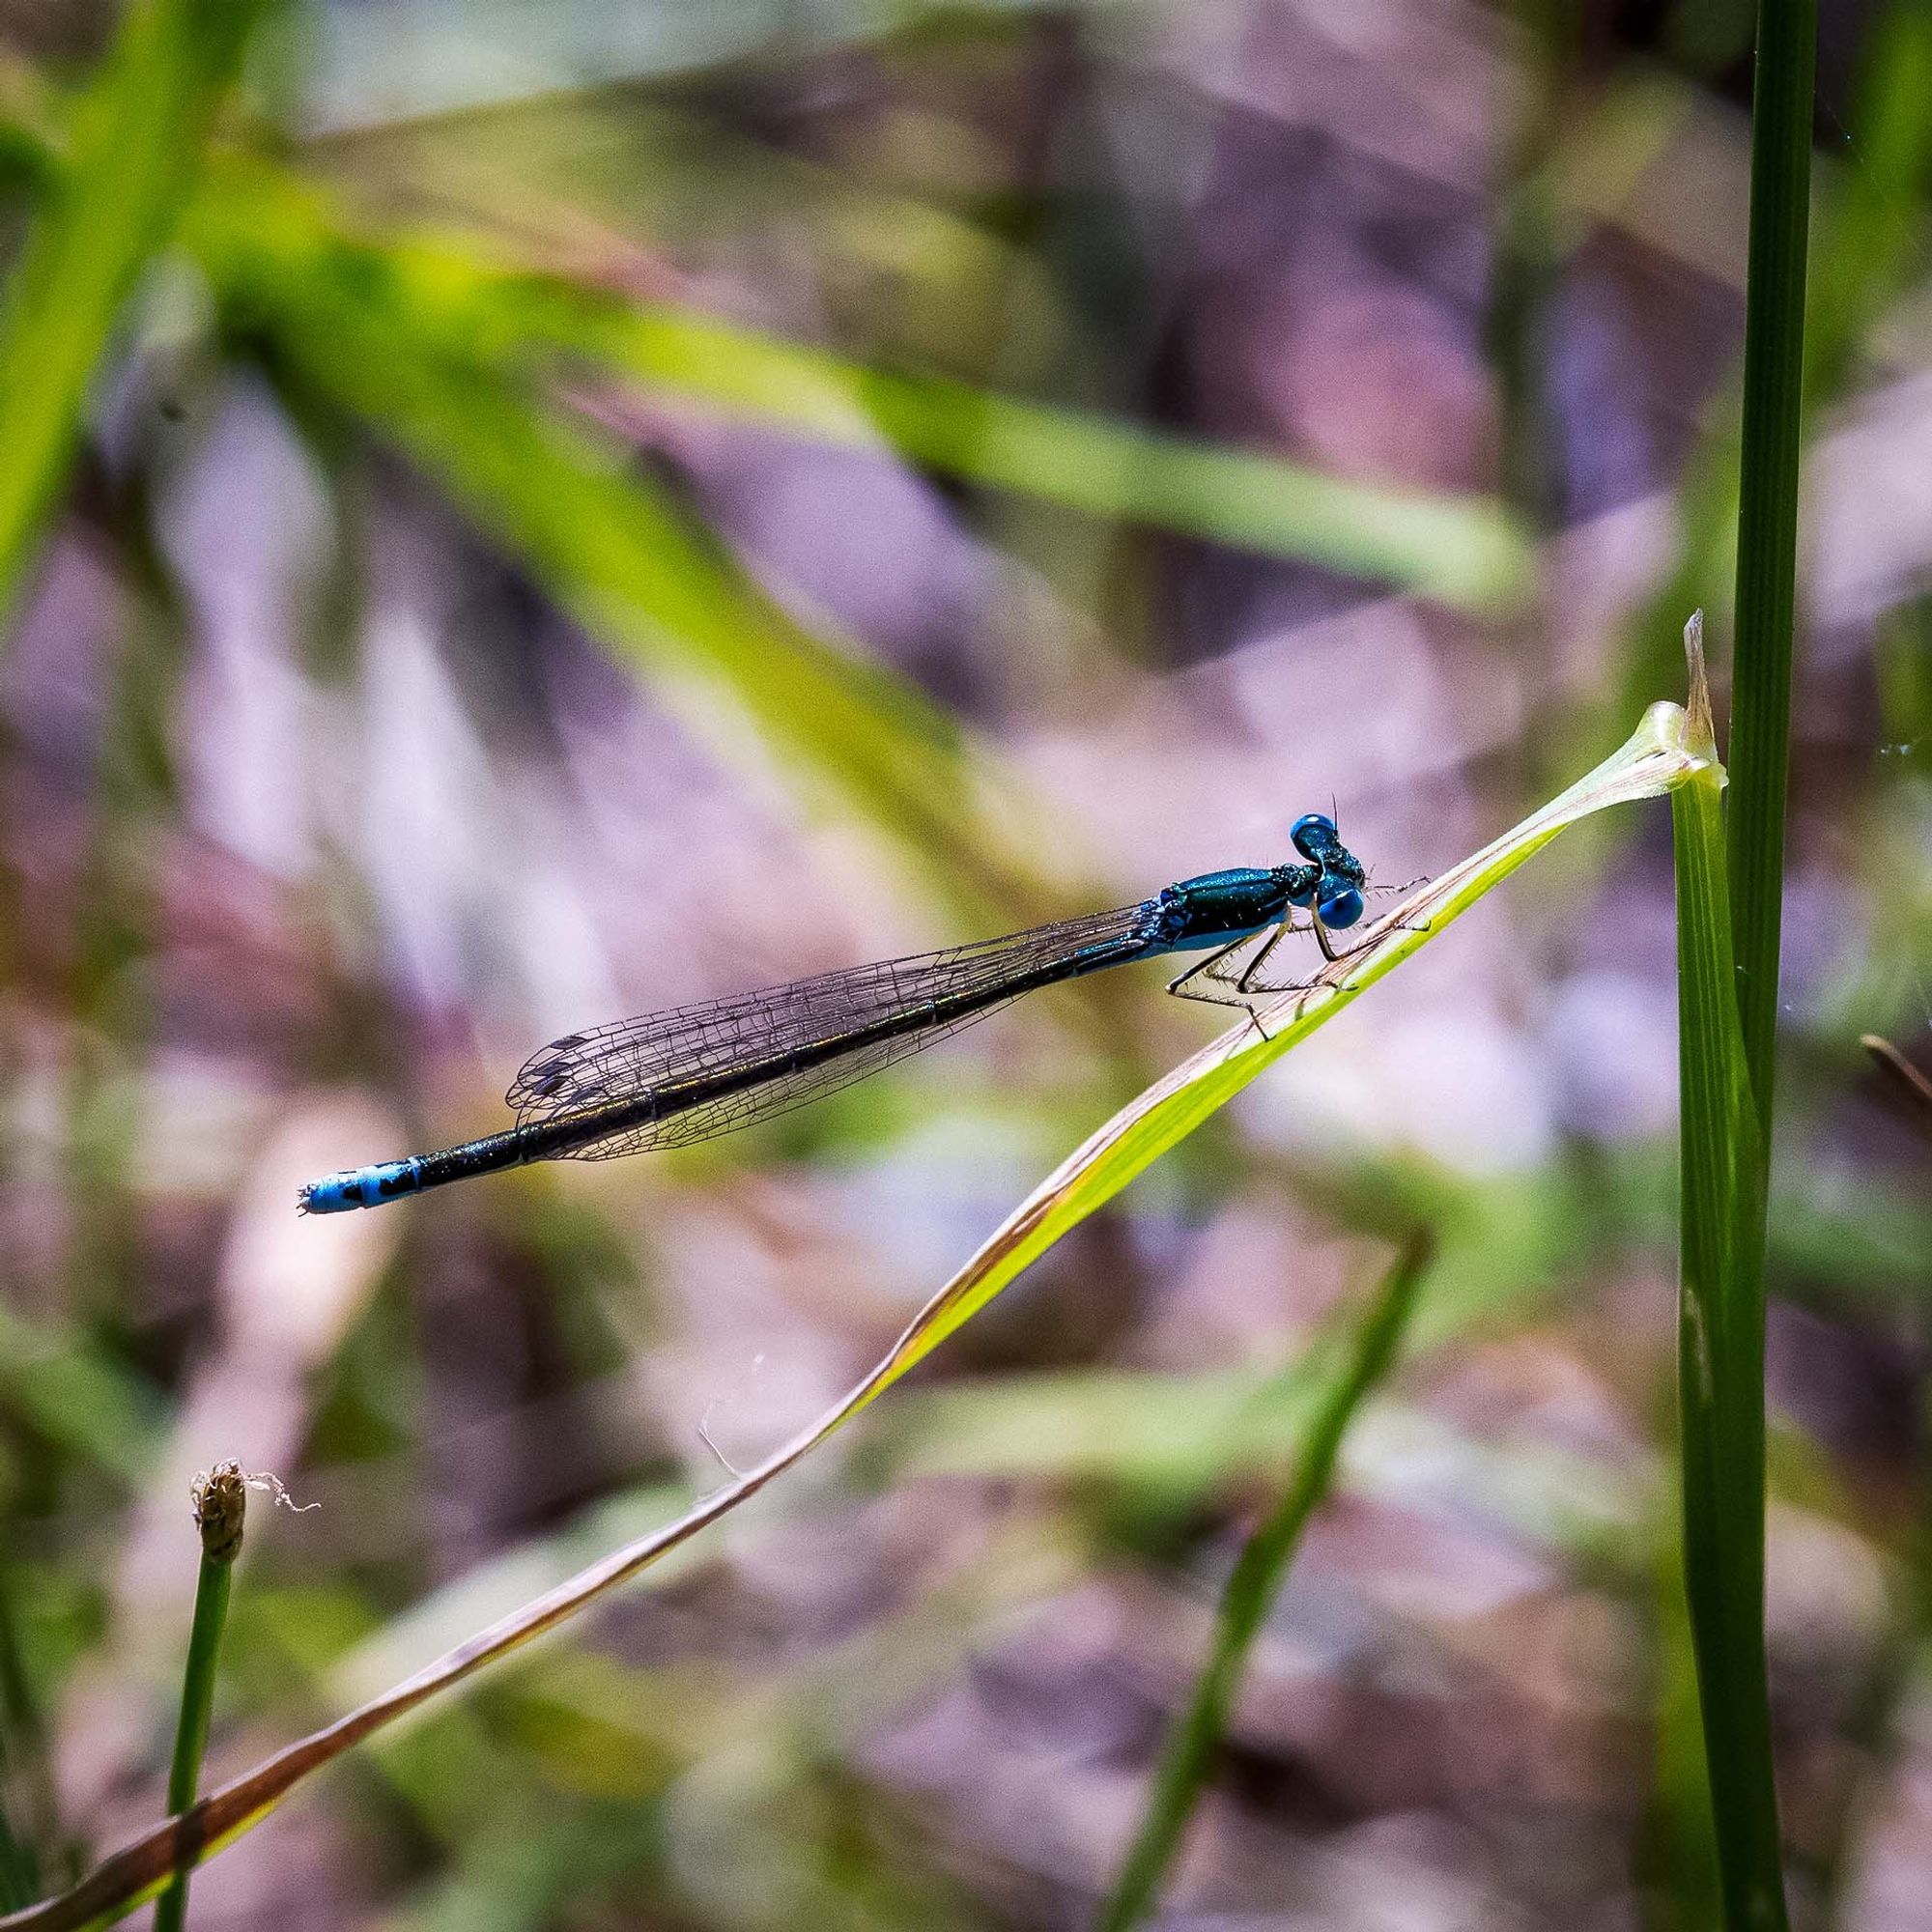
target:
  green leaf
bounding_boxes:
[1098,1232,1435,1932]
[0,0,269,630]
[0,1302,162,1480]
[860,696,1709,1378]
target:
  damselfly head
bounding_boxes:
[1326,846,1367,888]
[1292,812,1367,916]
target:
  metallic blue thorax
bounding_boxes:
[1147,866,1317,952]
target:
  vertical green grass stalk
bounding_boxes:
[154,1465,246,1932]
[1671,0,1814,1919]
[1640,1524,1724,1928]
[1726,0,1814,1106]
[1098,1232,1434,1932]
[0,0,269,631]
[0,1532,68,1912]
[1672,631,1782,1931]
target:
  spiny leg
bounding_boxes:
[1166,930,1265,1008]
[1313,909,1435,966]
[1166,930,1281,1040]
[1234,919,1294,993]
[1223,910,1435,1001]
[1314,917,1433,963]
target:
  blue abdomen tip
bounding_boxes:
[299,1160,421,1214]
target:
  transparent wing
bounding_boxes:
[507,903,1153,1159]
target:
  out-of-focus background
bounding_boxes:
[0,0,1928,1925]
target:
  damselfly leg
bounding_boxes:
[1183,898,1436,1009]
[1165,918,1323,1038]
[1294,906,1435,977]
[1166,927,1283,1012]
[1308,866,1435,963]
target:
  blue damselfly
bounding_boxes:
[300,814,1391,1213]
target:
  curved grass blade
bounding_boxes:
[0,93,1520,868]
[515,293,1529,612]
[180,160,1527,610]
[0,0,268,631]
[1099,1230,1435,1932]
[1862,1034,1932,1128]
[0,126,1098,928]
[0,699,1714,1932]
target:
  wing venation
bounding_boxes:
[507,903,1152,1158]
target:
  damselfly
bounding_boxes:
[299,813,1397,1214]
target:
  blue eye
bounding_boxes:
[1317,880,1364,928]
[1291,812,1339,861]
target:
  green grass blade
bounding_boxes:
[1639,1522,1725,1929]
[1098,1231,1435,1932]
[874,698,1709,1374]
[1673,0,1816,1917]
[1618,0,1903,751]
[525,298,1528,611]
[152,1468,245,1932]
[1672,622,1787,1932]
[0,1726,31,1917]
[0,0,268,630]
[0,1303,162,1481]
[0,697,1713,1932]
[1725,0,1814,1113]
[183,162,1527,609]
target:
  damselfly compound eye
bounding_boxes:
[1291,812,1339,861]
[1317,880,1365,929]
